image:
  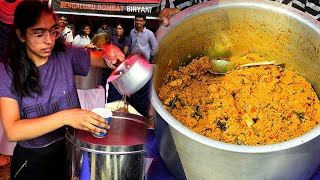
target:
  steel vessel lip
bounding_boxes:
[156,0,320,41]
[65,111,152,154]
[65,130,146,155]
[153,0,320,154]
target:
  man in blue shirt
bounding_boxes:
[129,13,158,62]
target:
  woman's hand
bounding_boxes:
[85,43,97,49]
[57,108,109,135]
[103,44,125,69]
[158,8,181,27]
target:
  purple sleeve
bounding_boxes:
[124,36,131,47]
[66,47,91,76]
[0,63,18,100]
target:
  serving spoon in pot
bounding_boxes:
[210,59,277,74]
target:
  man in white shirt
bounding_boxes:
[57,14,73,46]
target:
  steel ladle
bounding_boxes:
[210,59,277,74]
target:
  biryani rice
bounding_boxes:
[159,55,320,145]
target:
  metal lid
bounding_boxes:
[66,111,152,154]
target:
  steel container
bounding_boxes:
[66,111,151,180]
[110,54,153,96]
[152,0,320,179]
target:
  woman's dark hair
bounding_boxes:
[59,14,69,21]
[101,21,107,26]
[116,23,125,44]
[77,24,92,38]
[4,1,65,97]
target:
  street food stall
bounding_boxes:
[49,0,320,180]
[1,0,320,180]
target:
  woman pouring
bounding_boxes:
[0,1,124,179]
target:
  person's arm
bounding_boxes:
[158,0,206,27]
[158,8,181,27]
[84,38,96,49]
[73,35,80,47]
[85,43,97,49]
[89,44,125,69]
[123,45,129,56]
[0,97,108,142]
[66,30,73,46]
[149,31,158,57]
[123,36,130,56]
[128,31,134,54]
[89,50,107,68]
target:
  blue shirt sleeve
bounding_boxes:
[148,30,158,56]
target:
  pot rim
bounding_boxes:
[156,0,320,39]
[65,111,152,154]
[153,0,320,153]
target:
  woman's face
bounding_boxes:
[115,25,124,36]
[18,11,57,63]
[83,26,91,35]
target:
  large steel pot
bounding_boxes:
[152,0,320,179]
[66,111,152,180]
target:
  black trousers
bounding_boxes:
[10,140,67,180]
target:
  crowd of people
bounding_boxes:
[57,13,157,111]
[58,13,158,62]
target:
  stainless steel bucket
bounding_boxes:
[152,0,320,179]
[66,111,152,180]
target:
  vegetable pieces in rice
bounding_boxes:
[159,56,320,145]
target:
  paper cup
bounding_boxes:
[91,108,113,138]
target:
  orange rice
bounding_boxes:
[159,55,320,145]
